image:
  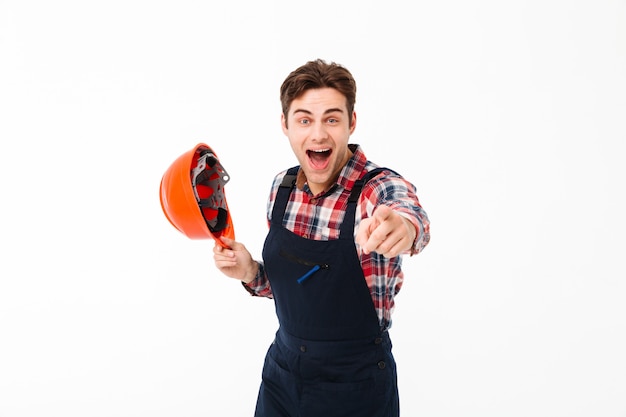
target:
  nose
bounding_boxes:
[311,122,328,141]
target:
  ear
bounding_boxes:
[349,111,357,134]
[281,113,289,135]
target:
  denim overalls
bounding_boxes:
[254,167,399,417]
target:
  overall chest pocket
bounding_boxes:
[279,250,330,284]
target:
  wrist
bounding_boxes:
[400,215,418,255]
[242,262,260,284]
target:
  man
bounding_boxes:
[213,59,430,417]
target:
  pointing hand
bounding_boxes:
[355,205,416,258]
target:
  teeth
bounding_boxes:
[311,149,330,153]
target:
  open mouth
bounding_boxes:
[306,148,332,169]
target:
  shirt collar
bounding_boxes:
[339,143,368,190]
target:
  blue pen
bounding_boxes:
[297,265,321,284]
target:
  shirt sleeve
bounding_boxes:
[360,170,431,256]
[241,261,274,298]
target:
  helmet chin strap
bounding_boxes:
[191,149,231,234]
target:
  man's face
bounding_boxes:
[281,87,356,195]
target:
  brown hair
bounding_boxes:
[280,59,357,126]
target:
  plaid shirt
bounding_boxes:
[244,144,430,331]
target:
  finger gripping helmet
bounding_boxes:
[159,143,235,247]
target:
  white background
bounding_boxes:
[1,1,625,416]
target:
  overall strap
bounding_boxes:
[271,166,299,226]
[339,167,394,239]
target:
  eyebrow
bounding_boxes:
[292,108,345,116]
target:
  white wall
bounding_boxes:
[1,1,625,416]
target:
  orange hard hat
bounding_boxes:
[159,143,235,247]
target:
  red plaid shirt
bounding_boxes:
[244,144,430,331]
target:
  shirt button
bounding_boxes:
[377,361,386,369]
[300,345,307,353]
[374,337,383,345]
[310,198,317,204]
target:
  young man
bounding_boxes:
[213,59,430,417]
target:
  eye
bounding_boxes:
[327,118,339,124]
[299,119,310,125]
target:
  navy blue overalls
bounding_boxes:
[254,167,399,417]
